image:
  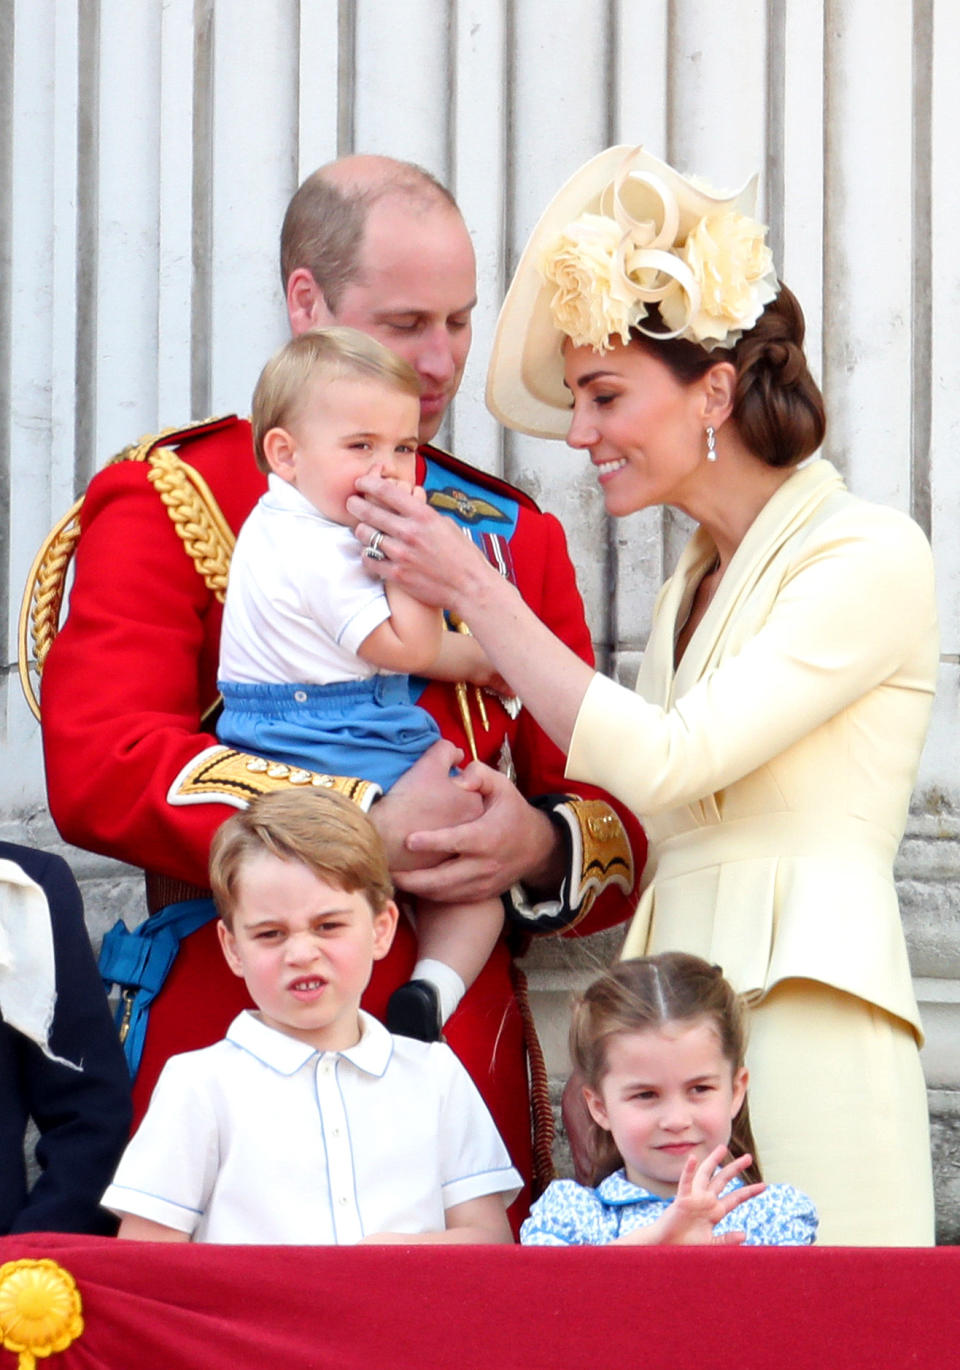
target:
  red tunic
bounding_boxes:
[41,416,646,1222]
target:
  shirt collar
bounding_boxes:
[226,1008,393,1078]
[338,1011,393,1077]
[0,858,61,1062]
[263,472,334,523]
[595,1168,744,1206]
[596,1170,664,1206]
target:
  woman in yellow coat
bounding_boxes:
[347,146,938,1245]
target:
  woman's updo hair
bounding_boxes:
[631,284,826,469]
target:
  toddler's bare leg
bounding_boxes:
[414,895,504,992]
[385,897,504,1041]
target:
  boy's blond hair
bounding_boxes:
[209,789,394,929]
[251,326,421,473]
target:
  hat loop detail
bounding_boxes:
[605,161,702,340]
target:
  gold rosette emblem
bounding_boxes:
[0,1260,84,1368]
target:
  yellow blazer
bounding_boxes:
[566,460,938,1034]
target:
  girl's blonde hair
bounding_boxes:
[570,953,762,1186]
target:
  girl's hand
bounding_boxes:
[621,1147,766,1247]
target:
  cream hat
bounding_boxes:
[485,144,779,439]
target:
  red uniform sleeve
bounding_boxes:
[41,425,264,888]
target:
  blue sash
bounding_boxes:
[99,898,216,1075]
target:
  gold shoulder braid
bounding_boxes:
[146,446,235,601]
[18,500,85,720]
[17,418,230,721]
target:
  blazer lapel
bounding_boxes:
[636,534,716,709]
[670,460,847,698]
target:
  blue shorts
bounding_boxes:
[217,676,441,792]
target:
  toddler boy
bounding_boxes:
[216,327,509,1042]
[104,790,519,1243]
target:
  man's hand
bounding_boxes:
[368,739,482,873]
[395,761,564,903]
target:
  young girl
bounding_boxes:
[521,954,818,1246]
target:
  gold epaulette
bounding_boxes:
[18,417,232,721]
[167,746,380,812]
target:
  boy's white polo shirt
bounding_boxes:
[103,1010,520,1244]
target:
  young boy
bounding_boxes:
[104,790,519,1244]
[215,327,509,1042]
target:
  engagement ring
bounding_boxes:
[365,530,387,562]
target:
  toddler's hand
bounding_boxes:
[441,630,515,699]
[467,660,514,699]
[368,468,426,503]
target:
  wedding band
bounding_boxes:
[368,530,385,555]
[364,546,386,562]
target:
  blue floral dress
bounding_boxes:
[520,1169,817,1246]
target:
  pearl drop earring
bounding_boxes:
[706,426,717,462]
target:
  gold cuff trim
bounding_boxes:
[558,797,634,929]
[167,745,381,812]
[504,796,634,934]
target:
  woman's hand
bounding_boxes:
[349,467,596,760]
[348,469,489,615]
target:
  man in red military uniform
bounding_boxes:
[40,156,644,1222]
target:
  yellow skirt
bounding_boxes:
[745,978,934,1245]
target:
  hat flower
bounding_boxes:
[662,208,778,347]
[539,148,779,354]
[540,214,642,352]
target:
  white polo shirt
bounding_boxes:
[218,476,392,685]
[103,1011,520,1244]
